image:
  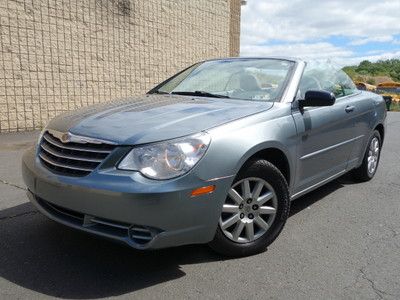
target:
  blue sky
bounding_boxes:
[240,1,400,66]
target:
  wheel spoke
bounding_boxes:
[221,214,240,229]
[228,189,244,204]
[252,181,264,201]
[374,145,379,154]
[370,138,379,157]
[254,216,269,230]
[245,222,255,241]
[222,204,239,213]
[232,221,245,241]
[257,191,273,206]
[259,206,276,215]
[242,179,251,200]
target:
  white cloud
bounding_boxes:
[240,0,400,65]
[338,50,400,66]
[349,36,394,46]
[241,42,353,60]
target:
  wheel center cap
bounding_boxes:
[244,205,251,213]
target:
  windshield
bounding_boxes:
[151,59,295,102]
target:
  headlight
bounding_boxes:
[118,133,211,180]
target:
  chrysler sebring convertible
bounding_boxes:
[22,57,386,257]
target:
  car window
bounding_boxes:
[298,61,358,99]
[335,70,358,97]
[154,59,295,102]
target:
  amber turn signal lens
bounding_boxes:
[191,185,216,197]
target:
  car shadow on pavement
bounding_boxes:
[0,202,222,298]
[0,173,357,299]
[290,173,350,217]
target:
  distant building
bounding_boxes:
[0,0,242,132]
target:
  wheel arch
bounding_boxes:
[374,123,384,143]
[237,144,292,187]
[356,122,385,169]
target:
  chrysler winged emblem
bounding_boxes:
[60,133,70,143]
[47,129,117,145]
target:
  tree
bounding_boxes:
[342,59,400,83]
[366,77,376,85]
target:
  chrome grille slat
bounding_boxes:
[43,133,113,154]
[39,131,116,177]
[40,143,104,163]
[39,152,94,172]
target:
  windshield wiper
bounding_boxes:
[171,91,230,98]
[148,90,170,95]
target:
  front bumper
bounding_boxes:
[22,147,234,249]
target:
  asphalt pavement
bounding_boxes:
[0,113,399,299]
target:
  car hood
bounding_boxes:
[47,94,273,144]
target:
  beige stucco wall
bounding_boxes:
[0,0,241,132]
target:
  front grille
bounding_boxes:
[39,131,116,177]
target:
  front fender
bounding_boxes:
[194,104,297,189]
[234,140,293,176]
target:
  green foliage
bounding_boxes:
[342,66,357,79]
[343,59,400,82]
[366,77,376,85]
[390,101,400,112]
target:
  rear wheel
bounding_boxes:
[352,130,381,182]
[209,159,290,257]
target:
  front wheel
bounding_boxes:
[209,159,290,257]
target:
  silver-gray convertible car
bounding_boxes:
[22,57,386,257]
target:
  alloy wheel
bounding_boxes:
[219,177,278,243]
[367,137,380,175]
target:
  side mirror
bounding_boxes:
[299,90,336,108]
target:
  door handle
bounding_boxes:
[345,105,355,113]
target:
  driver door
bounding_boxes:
[291,62,359,196]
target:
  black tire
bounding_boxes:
[209,159,290,257]
[352,130,381,182]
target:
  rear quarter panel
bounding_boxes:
[352,91,387,168]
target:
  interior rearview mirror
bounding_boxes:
[299,90,336,108]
